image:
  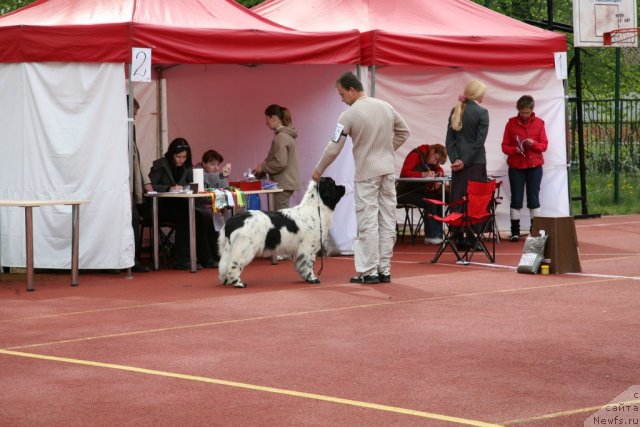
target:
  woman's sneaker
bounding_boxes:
[510,234,520,242]
[424,236,444,245]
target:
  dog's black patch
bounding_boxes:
[318,177,346,211]
[224,211,253,239]
[264,212,299,250]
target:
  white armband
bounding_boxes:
[331,123,345,143]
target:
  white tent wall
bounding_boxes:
[156,64,358,253]
[0,63,134,269]
[372,66,569,232]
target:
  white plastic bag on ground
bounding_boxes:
[517,231,548,274]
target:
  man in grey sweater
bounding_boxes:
[312,72,410,284]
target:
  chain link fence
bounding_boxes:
[566,45,640,215]
[569,99,640,214]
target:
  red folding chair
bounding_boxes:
[425,179,500,264]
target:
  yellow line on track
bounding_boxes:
[0,349,501,427]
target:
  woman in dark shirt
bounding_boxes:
[148,138,218,269]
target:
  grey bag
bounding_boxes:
[516,232,548,274]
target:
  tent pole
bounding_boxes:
[156,67,165,159]
[370,65,376,97]
[127,65,135,195]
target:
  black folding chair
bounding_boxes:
[139,216,176,269]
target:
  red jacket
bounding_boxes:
[501,113,548,169]
[400,144,445,178]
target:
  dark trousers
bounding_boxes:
[131,200,142,261]
[450,163,488,206]
[196,207,220,261]
[508,166,543,210]
[397,192,443,238]
[450,164,488,239]
[154,199,219,265]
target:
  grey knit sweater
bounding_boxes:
[315,96,410,181]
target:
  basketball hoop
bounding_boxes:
[603,28,640,46]
[603,28,640,65]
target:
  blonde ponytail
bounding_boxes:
[450,79,486,132]
[450,102,465,131]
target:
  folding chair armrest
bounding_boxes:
[423,197,465,208]
[447,198,466,208]
[423,197,446,206]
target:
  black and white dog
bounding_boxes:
[218,177,346,288]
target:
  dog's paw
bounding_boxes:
[233,280,246,288]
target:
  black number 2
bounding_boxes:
[134,51,147,77]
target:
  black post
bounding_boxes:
[574,48,589,216]
[614,48,621,203]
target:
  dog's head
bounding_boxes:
[317,177,346,211]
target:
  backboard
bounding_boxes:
[574,0,638,47]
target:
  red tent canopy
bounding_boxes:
[253,0,566,69]
[0,0,360,64]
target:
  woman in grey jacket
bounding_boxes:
[255,104,301,210]
[445,80,490,249]
[445,79,489,204]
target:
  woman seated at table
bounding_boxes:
[195,149,232,232]
[148,138,219,269]
[195,149,232,190]
[397,143,448,245]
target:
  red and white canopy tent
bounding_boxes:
[0,0,360,269]
[254,0,569,233]
[254,0,565,68]
[0,0,359,64]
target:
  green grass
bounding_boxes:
[571,172,640,215]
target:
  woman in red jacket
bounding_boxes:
[397,144,448,244]
[501,95,548,242]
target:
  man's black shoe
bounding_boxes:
[379,274,391,283]
[349,274,380,284]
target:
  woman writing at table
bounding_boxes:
[148,138,218,269]
[397,144,448,245]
